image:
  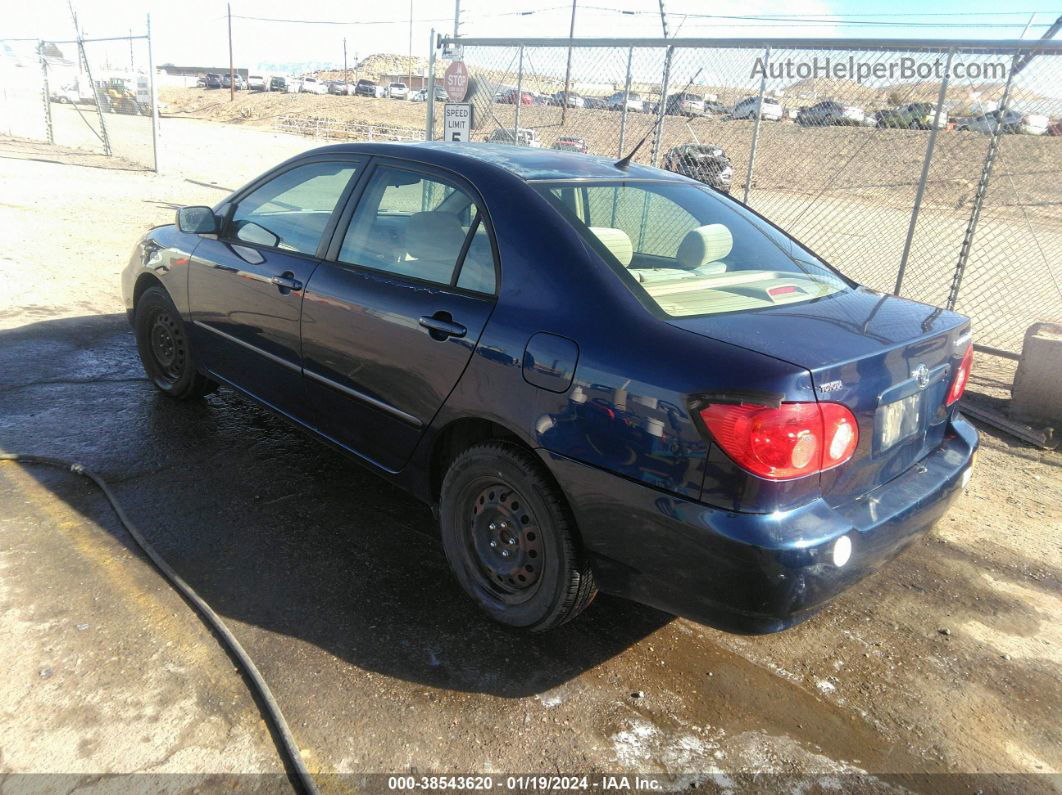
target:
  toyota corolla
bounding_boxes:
[122,142,977,633]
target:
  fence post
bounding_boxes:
[77,37,111,156]
[426,28,437,141]
[147,15,161,173]
[742,45,770,204]
[649,45,673,167]
[514,44,524,140]
[894,48,954,296]
[617,46,633,158]
[38,41,54,144]
[948,51,1019,311]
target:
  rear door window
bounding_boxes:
[338,165,495,293]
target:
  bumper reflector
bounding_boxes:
[832,535,853,568]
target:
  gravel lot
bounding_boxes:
[0,128,1059,790]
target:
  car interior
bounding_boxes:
[542,182,845,317]
[337,166,495,294]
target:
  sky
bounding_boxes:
[2,0,1059,72]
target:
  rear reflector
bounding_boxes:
[947,344,974,405]
[699,401,859,480]
[767,285,801,297]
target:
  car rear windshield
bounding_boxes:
[533,180,850,318]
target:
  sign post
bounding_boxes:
[443,103,472,142]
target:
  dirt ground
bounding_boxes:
[0,132,1060,791]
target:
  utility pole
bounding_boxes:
[561,0,577,125]
[408,0,414,92]
[227,2,234,101]
[343,37,348,92]
[453,0,461,38]
[129,28,134,70]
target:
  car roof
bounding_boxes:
[302,142,681,182]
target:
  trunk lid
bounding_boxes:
[669,287,971,504]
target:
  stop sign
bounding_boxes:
[444,60,469,102]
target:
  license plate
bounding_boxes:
[879,393,922,450]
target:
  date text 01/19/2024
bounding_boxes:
[386,775,663,790]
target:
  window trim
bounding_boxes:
[218,154,366,260]
[323,156,501,299]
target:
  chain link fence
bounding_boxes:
[432,36,1062,360]
[1,31,159,170]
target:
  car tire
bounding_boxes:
[439,440,596,631]
[134,286,217,400]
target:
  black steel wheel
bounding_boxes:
[134,286,217,399]
[440,441,596,630]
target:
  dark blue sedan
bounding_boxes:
[121,142,977,633]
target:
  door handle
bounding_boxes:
[270,272,303,292]
[419,313,467,340]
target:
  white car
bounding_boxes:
[731,96,783,122]
[958,109,1049,136]
[606,91,644,113]
[388,82,408,100]
[247,74,267,91]
[300,78,328,95]
[487,127,542,148]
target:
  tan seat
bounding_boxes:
[588,226,634,267]
[676,224,732,273]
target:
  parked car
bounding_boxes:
[221,74,245,90]
[269,75,288,92]
[126,143,977,632]
[388,82,408,99]
[702,100,728,117]
[665,92,706,117]
[1048,120,1062,136]
[875,102,946,129]
[247,74,267,92]
[662,143,733,193]
[730,96,783,121]
[957,109,1049,136]
[497,89,533,106]
[300,77,328,95]
[551,136,588,153]
[605,91,644,112]
[583,96,608,110]
[204,73,223,89]
[548,91,584,108]
[354,79,378,97]
[796,101,865,126]
[196,76,207,88]
[486,127,542,147]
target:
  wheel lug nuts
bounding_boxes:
[489,539,497,548]
[501,550,510,558]
[489,522,497,531]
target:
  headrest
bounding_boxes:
[406,212,466,260]
[588,226,633,266]
[676,224,733,270]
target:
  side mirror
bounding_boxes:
[176,206,219,235]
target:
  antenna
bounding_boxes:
[615,67,702,171]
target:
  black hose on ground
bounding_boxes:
[0,453,319,795]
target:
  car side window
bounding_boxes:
[338,165,494,292]
[229,160,358,255]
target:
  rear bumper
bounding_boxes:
[541,414,978,633]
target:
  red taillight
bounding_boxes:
[947,344,973,406]
[699,401,859,480]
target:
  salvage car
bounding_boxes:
[662,144,733,193]
[123,143,977,633]
[797,100,865,126]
